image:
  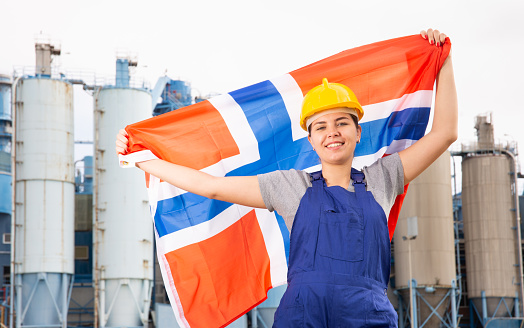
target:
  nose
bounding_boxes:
[326,124,340,137]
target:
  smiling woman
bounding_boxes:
[308,111,361,176]
[116,29,457,328]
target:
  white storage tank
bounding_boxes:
[14,77,74,327]
[394,151,456,326]
[94,83,153,327]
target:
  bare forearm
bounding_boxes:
[136,159,265,208]
[431,55,458,144]
[399,51,458,184]
[137,159,217,196]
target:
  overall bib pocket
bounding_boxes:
[318,207,364,262]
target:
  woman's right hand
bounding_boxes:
[115,129,129,155]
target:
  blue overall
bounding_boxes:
[273,169,398,327]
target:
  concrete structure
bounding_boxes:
[394,151,458,327]
[453,113,523,326]
[93,58,153,327]
[13,76,74,327]
[462,153,518,317]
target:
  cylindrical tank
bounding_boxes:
[394,151,456,325]
[94,87,153,327]
[14,77,74,326]
[462,154,517,317]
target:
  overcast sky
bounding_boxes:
[1,0,523,191]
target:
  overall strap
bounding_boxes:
[351,168,366,193]
[310,170,324,188]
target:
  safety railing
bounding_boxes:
[11,67,150,90]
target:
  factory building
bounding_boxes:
[0,39,522,328]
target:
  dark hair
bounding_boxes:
[307,114,359,136]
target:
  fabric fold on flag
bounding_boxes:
[119,34,451,328]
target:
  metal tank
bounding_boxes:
[14,77,74,327]
[394,151,457,326]
[93,74,153,327]
[462,154,517,317]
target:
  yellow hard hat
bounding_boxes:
[300,78,364,131]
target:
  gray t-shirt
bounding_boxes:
[258,153,405,231]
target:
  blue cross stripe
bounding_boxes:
[356,106,430,156]
[154,80,430,252]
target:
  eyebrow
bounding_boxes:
[312,116,351,127]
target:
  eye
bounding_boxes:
[315,125,326,131]
[337,121,349,126]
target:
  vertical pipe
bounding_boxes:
[516,292,520,318]
[408,241,414,328]
[452,156,463,302]
[100,270,105,328]
[481,290,487,325]
[10,76,22,328]
[62,273,67,328]
[93,86,102,328]
[15,275,21,328]
[251,307,258,328]
[411,279,418,328]
[141,280,151,326]
[501,150,524,316]
[469,300,475,328]
[451,280,457,328]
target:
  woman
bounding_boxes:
[116,29,457,327]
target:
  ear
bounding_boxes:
[307,135,313,149]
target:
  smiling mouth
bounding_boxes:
[326,142,343,148]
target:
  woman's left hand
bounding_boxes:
[420,28,447,47]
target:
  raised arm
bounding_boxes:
[399,29,458,184]
[116,129,267,209]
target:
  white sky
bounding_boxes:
[1,0,523,191]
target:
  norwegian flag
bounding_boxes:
[119,35,450,328]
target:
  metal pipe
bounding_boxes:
[92,86,102,328]
[451,280,457,328]
[408,240,414,328]
[501,149,524,316]
[411,279,418,328]
[251,307,258,328]
[99,270,105,328]
[482,290,488,324]
[62,273,67,328]
[10,76,22,328]
[516,292,520,318]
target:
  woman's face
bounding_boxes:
[307,110,361,166]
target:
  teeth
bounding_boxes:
[327,143,343,148]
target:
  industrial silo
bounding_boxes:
[93,57,153,327]
[394,151,457,327]
[461,114,519,319]
[13,74,74,327]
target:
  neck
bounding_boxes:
[321,161,353,189]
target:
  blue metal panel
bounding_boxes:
[485,318,523,328]
[115,59,130,88]
[0,173,11,214]
[0,76,10,121]
[153,79,193,116]
[83,156,93,194]
[74,231,92,281]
